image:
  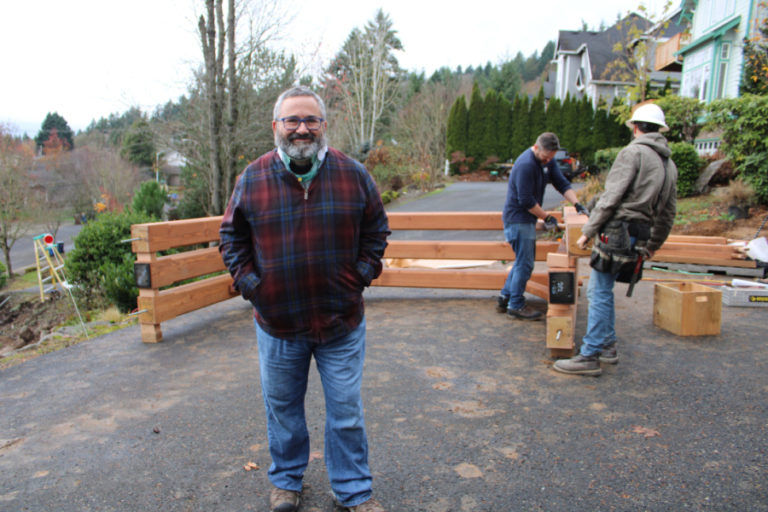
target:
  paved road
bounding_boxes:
[387,181,580,241]
[388,181,574,213]
[6,222,83,272]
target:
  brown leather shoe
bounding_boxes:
[336,497,386,511]
[506,304,543,320]
[552,354,602,376]
[270,487,300,512]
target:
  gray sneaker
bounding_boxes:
[599,344,618,364]
[270,487,300,512]
[335,497,386,512]
[552,354,602,376]
[507,305,543,320]
[496,295,509,313]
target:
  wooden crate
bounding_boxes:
[653,282,722,336]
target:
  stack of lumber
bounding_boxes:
[652,235,756,268]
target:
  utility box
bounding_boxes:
[548,271,576,304]
[653,282,722,336]
[721,285,768,307]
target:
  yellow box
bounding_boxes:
[653,282,722,336]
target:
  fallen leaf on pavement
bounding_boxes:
[632,425,660,438]
[243,462,260,471]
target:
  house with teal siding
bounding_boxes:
[677,0,767,152]
[678,0,766,101]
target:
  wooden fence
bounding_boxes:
[130,210,753,354]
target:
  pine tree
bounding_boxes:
[121,118,156,168]
[35,112,75,151]
[608,97,631,148]
[497,95,514,161]
[510,95,531,159]
[467,82,486,167]
[446,95,469,161]
[591,101,611,154]
[575,95,595,162]
[545,96,562,138]
[560,94,578,150]
[482,89,500,163]
[529,88,547,139]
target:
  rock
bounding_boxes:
[695,158,728,194]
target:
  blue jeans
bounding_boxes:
[256,318,372,507]
[500,223,537,310]
[580,267,618,357]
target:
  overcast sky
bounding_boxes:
[0,0,664,136]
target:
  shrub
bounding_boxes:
[131,180,166,219]
[364,145,412,190]
[0,260,7,288]
[593,147,622,173]
[380,190,400,204]
[101,253,139,313]
[707,95,768,204]
[670,142,704,198]
[66,210,155,311]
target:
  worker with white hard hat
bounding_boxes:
[554,102,678,377]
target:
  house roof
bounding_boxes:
[556,13,653,81]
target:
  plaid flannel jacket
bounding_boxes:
[219,148,390,344]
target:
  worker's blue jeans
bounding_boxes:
[255,318,372,507]
[580,267,618,357]
[500,223,537,310]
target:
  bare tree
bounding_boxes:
[323,9,404,156]
[195,0,292,215]
[392,82,456,190]
[602,2,674,103]
[0,126,36,276]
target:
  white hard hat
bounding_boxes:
[625,103,669,132]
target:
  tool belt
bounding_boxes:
[590,219,651,283]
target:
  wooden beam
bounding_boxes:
[140,247,227,289]
[563,206,590,256]
[649,254,756,268]
[373,268,508,289]
[148,274,238,324]
[383,240,560,261]
[131,216,223,253]
[665,235,729,244]
[386,211,561,231]
[524,280,549,300]
[546,304,577,353]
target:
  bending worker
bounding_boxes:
[498,132,588,320]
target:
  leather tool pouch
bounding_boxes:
[590,220,650,282]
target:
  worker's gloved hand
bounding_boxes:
[543,215,559,231]
[575,202,590,216]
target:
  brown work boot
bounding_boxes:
[552,354,602,376]
[599,344,618,364]
[270,487,300,512]
[336,497,386,512]
[507,304,543,320]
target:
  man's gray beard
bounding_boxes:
[276,132,327,161]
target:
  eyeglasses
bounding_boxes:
[277,116,324,131]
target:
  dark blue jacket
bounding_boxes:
[502,147,572,225]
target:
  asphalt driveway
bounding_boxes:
[1,182,765,511]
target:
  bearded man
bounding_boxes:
[219,86,390,512]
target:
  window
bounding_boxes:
[721,42,730,59]
[716,61,728,98]
[575,68,585,90]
